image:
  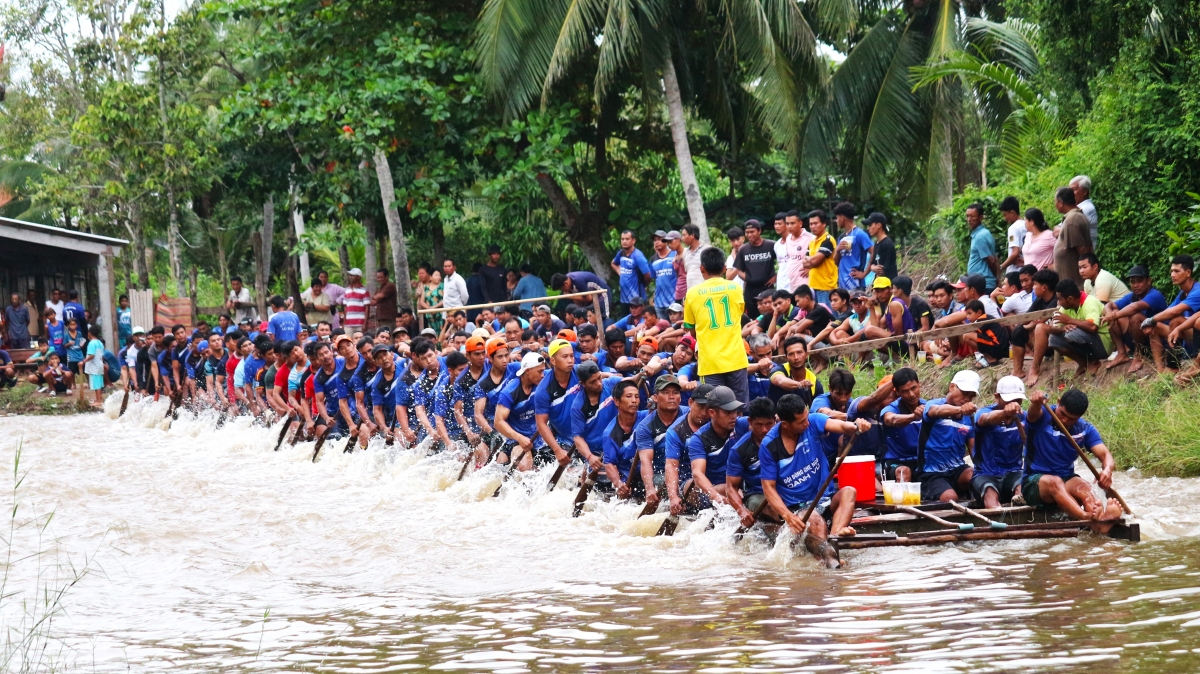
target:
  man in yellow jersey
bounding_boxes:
[804,209,838,305]
[684,247,749,403]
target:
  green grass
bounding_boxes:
[0,383,95,416]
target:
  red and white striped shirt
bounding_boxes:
[342,285,370,328]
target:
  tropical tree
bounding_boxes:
[475,0,833,244]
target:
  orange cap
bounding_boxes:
[465,335,487,353]
[485,336,508,357]
[638,335,659,352]
[557,329,577,342]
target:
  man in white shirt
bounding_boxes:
[441,258,470,309]
[772,212,790,291]
[45,288,64,322]
[995,269,1033,315]
[999,196,1026,273]
[1079,253,1129,303]
[679,223,708,290]
[1070,175,1099,250]
[724,226,745,289]
[225,277,258,324]
[784,210,814,291]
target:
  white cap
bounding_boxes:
[131,326,146,335]
[471,328,490,339]
[515,351,546,376]
[950,369,980,394]
[348,267,363,277]
[995,375,1027,402]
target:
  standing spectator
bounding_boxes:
[1070,175,1099,249]
[866,213,896,282]
[317,269,345,329]
[724,227,745,289]
[226,277,258,324]
[267,296,301,341]
[999,197,1026,273]
[342,268,371,332]
[803,210,838,305]
[513,264,547,312]
[441,258,470,310]
[117,294,132,347]
[772,213,791,291]
[479,244,508,305]
[1021,208,1056,271]
[964,203,999,293]
[550,270,611,320]
[465,264,486,321]
[611,229,652,313]
[679,223,708,290]
[63,289,87,335]
[83,325,106,405]
[373,269,398,326]
[45,288,64,322]
[5,293,31,349]
[833,202,874,291]
[64,317,86,382]
[416,264,444,335]
[784,210,814,291]
[1053,186,1093,288]
[684,247,748,403]
[649,231,678,313]
[302,278,333,324]
[1079,254,1129,303]
[25,290,40,341]
[732,219,777,314]
[666,230,686,302]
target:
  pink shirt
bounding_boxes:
[786,231,815,291]
[1022,229,1057,271]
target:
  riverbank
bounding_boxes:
[0,382,96,416]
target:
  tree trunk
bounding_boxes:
[662,58,709,245]
[373,149,413,309]
[166,185,184,296]
[431,222,445,267]
[132,213,150,290]
[534,172,612,278]
[251,232,265,318]
[285,225,307,325]
[257,195,274,318]
[188,266,198,326]
[216,235,230,302]
[156,0,184,297]
[338,245,351,283]
[363,218,377,293]
[290,177,310,286]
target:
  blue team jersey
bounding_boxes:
[432,370,463,435]
[63,301,86,328]
[1169,284,1200,317]
[268,311,301,341]
[650,251,677,308]
[836,227,874,290]
[921,398,975,473]
[242,354,267,387]
[632,406,688,474]
[497,377,540,439]
[758,415,833,507]
[533,370,581,439]
[1114,288,1167,315]
[726,431,765,495]
[369,368,400,419]
[473,371,509,429]
[613,249,651,303]
[46,322,66,357]
[973,405,1027,477]
[571,378,619,453]
[664,414,702,484]
[1027,406,1104,478]
[314,357,346,418]
[684,417,750,486]
[348,360,373,416]
[602,411,650,479]
[881,398,927,461]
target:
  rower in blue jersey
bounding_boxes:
[432,351,470,452]
[880,367,927,482]
[602,380,650,500]
[333,334,374,451]
[631,374,687,511]
[811,368,894,462]
[759,394,870,568]
[368,344,402,440]
[919,369,980,503]
[570,361,620,491]
[495,351,549,471]
[725,397,777,528]
[452,335,489,453]
[468,336,512,469]
[534,339,581,469]
[684,386,750,510]
[664,383,713,515]
[395,337,440,445]
[972,375,1029,508]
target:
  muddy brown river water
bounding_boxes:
[1,395,1198,672]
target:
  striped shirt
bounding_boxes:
[343,285,370,328]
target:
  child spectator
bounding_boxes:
[83,325,107,405]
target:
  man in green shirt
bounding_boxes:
[1047,279,1110,378]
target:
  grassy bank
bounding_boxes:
[0,383,96,416]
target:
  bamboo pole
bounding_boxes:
[416,289,607,315]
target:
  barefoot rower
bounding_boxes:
[919,370,979,503]
[632,374,686,511]
[971,376,1027,508]
[495,352,548,470]
[726,397,779,528]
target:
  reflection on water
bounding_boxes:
[0,394,1197,672]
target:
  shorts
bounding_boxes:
[1010,324,1032,349]
[701,368,749,405]
[1021,472,1080,508]
[787,497,833,525]
[501,438,550,465]
[920,464,972,502]
[743,492,766,516]
[89,374,105,390]
[975,325,1010,361]
[970,471,1023,504]
[1049,328,1109,362]
[883,459,919,481]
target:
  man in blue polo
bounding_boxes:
[684,385,749,509]
[534,339,581,468]
[920,370,979,503]
[632,374,687,512]
[649,230,678,314]
[611,229,652,316]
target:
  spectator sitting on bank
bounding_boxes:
[1045,279,1112,381]
[1011,269,1060,384]
[1103,265,1166,374]
[1079,253,1128,304]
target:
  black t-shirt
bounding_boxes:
[910,295,933,330]
[874,236,897,280]
[1029,293,1059,312]
[804,304,833,336]
[479,264,509,304]
[734,240,777,288]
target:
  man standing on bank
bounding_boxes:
[684,248,748,403]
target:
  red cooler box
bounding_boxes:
[837,455,876,503]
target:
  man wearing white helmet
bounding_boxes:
[919,370,979,502]
[494,351,548,471]
[972,376,1028,508]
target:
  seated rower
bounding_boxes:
[880,367,926,482]
[1023,388,1121,531]
[812,368,893,464]
[534,339,580,469]
[664,384,713,515]
[431,351,470,452]
[494,352,549,471]
[766,336,823,407]
[726,397,779,528]
[633,375,687,512]
[603,380,650,499]
[971,376,1027,508]
[919,370,979,502]
[684,385,749,509]
[469,337,512,466]
[571,361,621,492]
[759,394,871,567]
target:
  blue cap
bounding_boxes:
[197,340,210,351]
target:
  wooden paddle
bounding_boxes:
[492,443,528,497]
[897,505,973,531]
[732,496,770,538]
[118,386,130,417]
[310,427,331,463]
[273,412,294,451]
[572,469,601,517]
[794,434,859,546]
[547,446,576,491]
[948,501,1006,529]
[655,481,694,536]
[384,415,398,446]
[1046,403,1134,516]
[342,428,358,454]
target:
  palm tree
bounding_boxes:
[800,1,1038,214]
[475,0,835,244]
